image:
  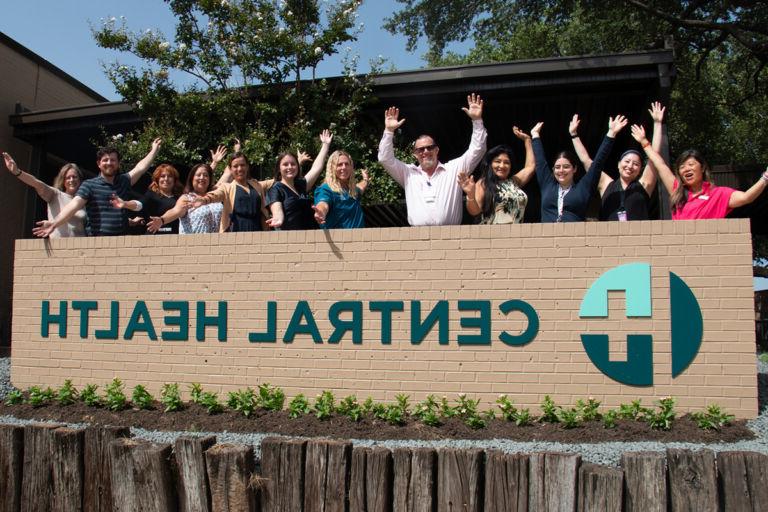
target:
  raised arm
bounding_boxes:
[377,107,409,186]
[357,168,370,194]
[638,102,666,194]
[584,116,624,192]
[304,130,333,189]
[128,138,162,185]
[631,125,675,196]
[530,122,554,189]
[3,152,56,203]
[32,196,87,238]
[729,167,768,208]
[511,126,536,186]
[569,115,594,170]
[214,140,239,188]
[452,93,488,174]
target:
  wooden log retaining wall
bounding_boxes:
[0,424,767,511]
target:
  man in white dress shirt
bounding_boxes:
[377,94,487,226]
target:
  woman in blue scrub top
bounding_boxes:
[313,150,370,228]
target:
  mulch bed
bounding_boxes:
[0,402,754,443]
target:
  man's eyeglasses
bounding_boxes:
[414,144,437,154]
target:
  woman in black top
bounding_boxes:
[267,130,332,230]
[570,102,665,221]
[139,164,183,234]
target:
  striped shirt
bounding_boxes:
[76,174,132,236]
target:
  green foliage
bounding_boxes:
[198,392,223,415]
[81,384,101,407]
[759,353,768,364]
[189,383,204,405]
[160,383,183,412]
[256,383,286,411]
[227,388,257,417]
[337,395,364,422]
[575,397,602,422]
[288,394,311,419]
[496,395,532,426]
[455,393,486,429]
[691,404,735,431]
[104,379,128,411]
[540,395,560,423]
[56,380,79,406]
[558,407,582,429]
[27,386,55,407]
[618,400,651,421]
[131,385,155,410]
[413,395,442,427]
[313,390,336,420]
[4,389,23,405]
[646,397,677,431]
[602,409,619,429]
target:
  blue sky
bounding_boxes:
[3,0,453,100]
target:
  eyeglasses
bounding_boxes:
[414,144,437,154]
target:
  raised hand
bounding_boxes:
[461,93,483,120]
[32,220,54,238]
[151,137,163,152]
[530,122,544,139]
[607,115,628,137]
[569,114,581,137]
[384,107,405,133]
[297,150,312,166]
[360,168,369,182]
[2,152,18,174]
[233,137,241,153]
[630,124,648,144]
[513,126,531,141]
[319,129,333,145]
[457,171,476,195]
[649,102,666,123]
[210,145,227,165]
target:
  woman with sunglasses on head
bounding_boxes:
[266,129,332,230]
[531,115,625,222]
[632,126,768,219]
[459,126,535,224]
[569,102,665,221]
[312,150,369,228]
[3,152,86,237]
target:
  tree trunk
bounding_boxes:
[349,446,392,512]
[176,435,216,512]
[304,439,352,512]
[0,424,24,512]
[392,447,436,512]
[577,462,622,512]
[51,427,84,512]
[621,451,667,512]
[109,438,176,512]
[205,443,256,512]
[667,448,717,512]
[437,447,483,512]
[84,425,130,512]
[20,423,62,512]
[259,437,306,512]
[484,450,528,512]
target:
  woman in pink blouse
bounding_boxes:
[631,125,768,219]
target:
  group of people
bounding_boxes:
[4,93,768,239]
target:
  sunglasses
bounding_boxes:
[414,144,437,154]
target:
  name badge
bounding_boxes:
[698,194,710,200]
[423,181,436,203]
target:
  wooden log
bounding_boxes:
[0,424,24,512]
[577,463,622,512]
[528,452,580,512]
[717,451,768,511]
[83,425,130,512]
[392,447,436,512]
[260,437,306,512]
[51,427,84,512]
[743,452,768,508]
[109,438,176,512]
[483,451,528,512]
[304,439,352,512]
[666,448,717,512]
[437,448,483,512]
[349,446,392,512]
[621,451,666,512]
[205,444,256,512]
[20,422,62,512]
[176,435,216,512]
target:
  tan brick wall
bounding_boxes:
[10,219,759,418]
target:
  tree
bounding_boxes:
[91,0,398,203]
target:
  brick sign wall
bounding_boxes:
[10,219,758,417]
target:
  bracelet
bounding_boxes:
[642,141,651,149]
[570,133,578,139]
[13,169,21,177]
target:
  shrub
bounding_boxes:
[288,394,311,419]
[56,380,79,406]
[4,389,23,405]
[27,386,55,407]
[692,404,735,430]
[198,391,223,414]
[602,409,619,429]
[256,383,285,411]
[160,383,183,412]
[413,395,441,427]
[228,388,256,417]
[132,385,154,410]
[646,397,676,431]
[313,391,335,420]
[337,395,364,422]
[540,395,560,423]
[189,383,204,404]
[81,384,100,406]
[576,397,602,421]
[104,379,127,411]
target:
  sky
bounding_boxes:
[2,0,455,101]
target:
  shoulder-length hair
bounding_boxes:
[184,163,215,194]
[670,149,713,213]
[149,164,183,195]
[324,150,358,199]
[479,145,516,217]
[52,163,85,192]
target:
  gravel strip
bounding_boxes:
[3,356,768,467]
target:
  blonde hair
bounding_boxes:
[52,163,84,192]
[324,150,358,199]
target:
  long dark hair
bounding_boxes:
[670,149,713,213]
[273,152,299,181]
[479,145,516,217]
[184,163,214,194]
